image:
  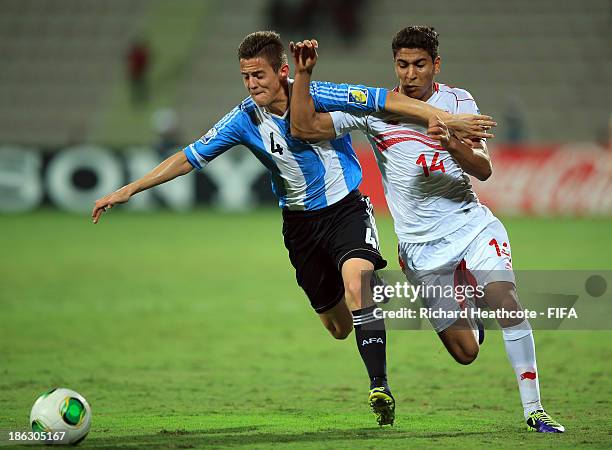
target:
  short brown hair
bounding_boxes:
[238,31,288,71]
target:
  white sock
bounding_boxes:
[502,320,543,419]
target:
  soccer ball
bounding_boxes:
[30,388,91,445]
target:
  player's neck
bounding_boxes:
[265,83,290,116]
[401,84,435,102]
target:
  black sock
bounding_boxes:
[352,305,388,389]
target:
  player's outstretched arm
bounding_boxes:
[92,150,193,224]
[288,40,495,143]
[428,116,492,181]
[289,39,337,141]
[385,93,496,142]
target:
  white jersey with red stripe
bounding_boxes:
[330,82,483,243]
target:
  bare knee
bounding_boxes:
[341,258,376,310]
[344,279,364,310]
[439,322,480,365]
[319,300,353,340]
[485,282,524,328]
[452,344,479,365]
[329,323,353,340]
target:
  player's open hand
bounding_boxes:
[446,114,496,144]
[289,39,318,75]
[91,187,131,224]
[428,115,451,148]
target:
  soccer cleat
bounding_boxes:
[526,410,565,433]
[368,386,395,426]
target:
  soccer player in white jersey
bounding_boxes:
[289,28,564,433]
[91,30,494,426]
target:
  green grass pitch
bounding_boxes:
[1,210,611,448]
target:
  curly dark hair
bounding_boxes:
[238,31,288,71]
[391,26,439,61]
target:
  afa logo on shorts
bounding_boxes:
[348,86,368,105]
[198,127,218,145]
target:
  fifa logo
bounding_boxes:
[348,87,368,105]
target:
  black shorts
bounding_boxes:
[282,190,387,313]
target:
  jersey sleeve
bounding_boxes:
[329,111,368,138]
[183,106,244,170]
[310,81,387,114]
[453,88,481,115]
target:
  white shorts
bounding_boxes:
[398,205,515,332]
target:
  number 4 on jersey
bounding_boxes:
[365,227,378,249]
[269,132,284,155]
[416,152,445,177]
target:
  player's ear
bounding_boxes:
[279,63,290,80]
[433,56,441,75]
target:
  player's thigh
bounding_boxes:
[463,217,521,326]
[318,299,353,340]
[399,242,463,333]
[283,217,346,315]
[327,194,387,275]
[325,194,386,310]
[463,217,516,288]
[437,319,480,365]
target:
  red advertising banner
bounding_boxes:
[355,143,612,216]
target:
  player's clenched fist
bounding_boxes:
[91,187,132,224]
[289,39,319,74]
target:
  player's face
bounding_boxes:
[239,57,289,107]
[394,48,440,101]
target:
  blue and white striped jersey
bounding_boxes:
[183,81,387,210]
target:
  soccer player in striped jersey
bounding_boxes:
[289,28,564,433]
[91,30,494,426]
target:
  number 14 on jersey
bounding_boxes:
[416,152,445,177]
